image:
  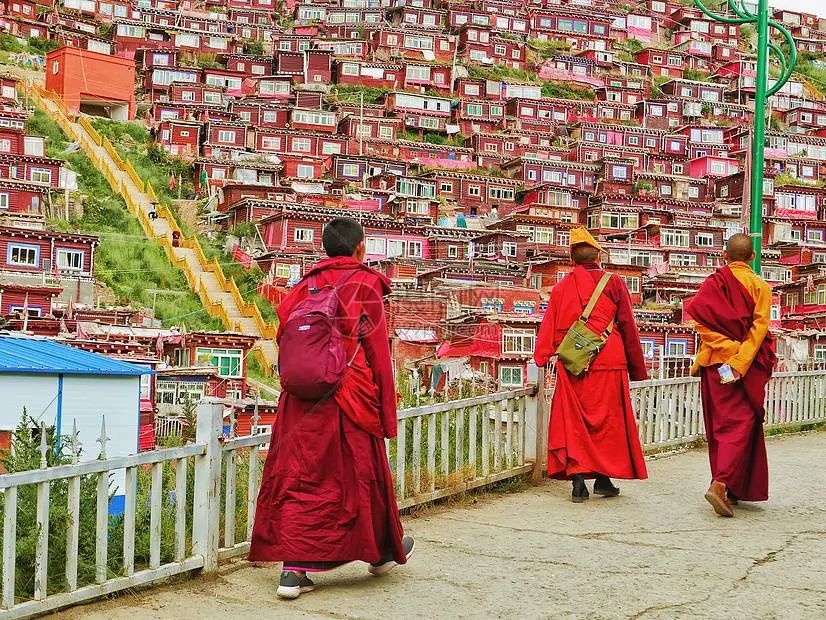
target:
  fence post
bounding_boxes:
[526,367,548,483]
[192,401,223,573]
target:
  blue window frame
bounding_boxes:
[7,242,40,267]
[640,339,657,359]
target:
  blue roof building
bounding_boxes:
[0,334,152,510]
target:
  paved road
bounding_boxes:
[60,432,826,620]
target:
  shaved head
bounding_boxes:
[571,243,599,265]
[724,233,755,263]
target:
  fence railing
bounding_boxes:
[630,370,826,450]
[3,372,825,618]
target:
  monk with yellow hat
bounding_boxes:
[534,227,649,502]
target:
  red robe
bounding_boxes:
[534,264,648,480]
[686,265,776,501]
[248,256,406,566]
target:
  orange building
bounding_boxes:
[45,47,136,120]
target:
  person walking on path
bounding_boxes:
[534,227,649,503]
[249,217,414,599]
[686,233,776,518]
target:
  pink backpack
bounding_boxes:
[278,271,361,401]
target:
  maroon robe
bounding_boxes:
[687,265,776,502]
[534,264,648,480]
[248,256,406,566]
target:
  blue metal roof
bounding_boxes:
[0,335,152,376]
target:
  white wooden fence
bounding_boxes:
[2,371,825,618]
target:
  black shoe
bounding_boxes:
[368,535,415,576]
[593,475,620,497]
[277,571,315,600]
[572,475,589,503]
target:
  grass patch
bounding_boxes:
[469,64,595,101]
[27,107,223,331]
[89,118,278,323]
[329,84,390,104]
[89,118,194,233]
[765,421,826,437]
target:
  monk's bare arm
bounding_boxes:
[727,282,771,376]
[360,278,398,439]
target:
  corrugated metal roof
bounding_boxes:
[0,335,152,376]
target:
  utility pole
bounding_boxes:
[359,91,364,157]
[695,0,797,272]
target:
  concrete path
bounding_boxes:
[59,432,826,620]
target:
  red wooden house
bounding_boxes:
[155,120,200,159]
[333,60,403,90]
[202,121,248,157]
[634,49,687,79]
[453,99,506,135]
[0,179,50,215]
[0,282,61,318]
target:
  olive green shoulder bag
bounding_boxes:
[555,272,614,376]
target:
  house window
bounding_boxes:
[366,237,386,255]
[407,241,423,258]
[661,228,690,247]
[669,253,698,266]
[665,339,688,356]
[696,233,714,247]
[217,130,236,143]
[294,227,315,243]
[196,347,243,378]
[379,126,393,139]
[261,136,282,151]
[479,361,490,375]
[57,249,84,271]
[688,186,700,199]
[341,163,360,178]
[448,245,458,258]
[292,138,312,153]
[503,328,535,354]
[499,365,524,387]
[275,263,292,279]
[468,185,481,197]
[31,168,52,184]
[620,275,640,294]
[502,241,517,257]
[7,243,39,266]
[296,165,315,178]
[0,193,7,209]
[322,142,342,155]
[489,187,515,201]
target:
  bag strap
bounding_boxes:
[308,268,359,293]
[581,272,612,321]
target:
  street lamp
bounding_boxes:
[693,0,797,271]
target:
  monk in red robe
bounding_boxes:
[249,217,414,599]
[534,227,648,503]
[687,233,776,518]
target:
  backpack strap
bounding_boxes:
[308,268,360,293]
[581,272,615,337]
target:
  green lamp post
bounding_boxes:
[693,0,797,272]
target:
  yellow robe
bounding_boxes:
[690,261,772,377]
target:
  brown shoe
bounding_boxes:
[704,480,735,518]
